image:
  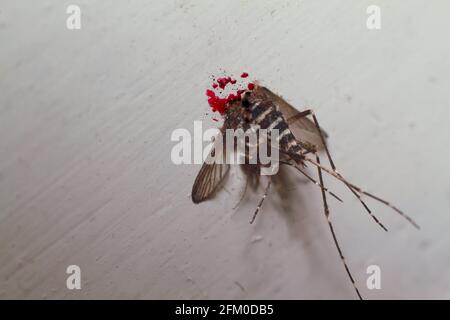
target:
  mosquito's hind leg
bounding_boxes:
[295,109,388,231]
[347,183,420,230]
[279,160,343,203]
[315,154,362,300]
[233,173,249,210]
[250,178,272,224]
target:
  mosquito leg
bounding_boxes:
[250,179,272,224]
[315,154,362,300]
[233,173,249,210]
[304,156,387,231]
[279,160,343,203]
[347,183,420,230]
[286,110,312,124]
[299,109,387,232]
[280,142,415,228]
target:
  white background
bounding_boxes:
[1,1,449,299]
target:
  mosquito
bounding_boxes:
[191,83,419,299]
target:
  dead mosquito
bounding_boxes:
[191,82,419,300]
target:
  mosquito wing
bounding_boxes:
[191,127,230,204]
[258,86,328,150]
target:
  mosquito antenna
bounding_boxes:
[315,154,363,300]
[250,179,272,224]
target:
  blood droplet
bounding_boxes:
[206,72,252,117]
[216,76,236,89]
[206,89,229,115]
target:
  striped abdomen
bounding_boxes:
[249,99,303,161]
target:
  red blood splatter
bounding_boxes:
[227,93,236,100]
[206,72,252,117]
[206,89,229,115]
[216,76,235,89]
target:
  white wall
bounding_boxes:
[1,0,449,299]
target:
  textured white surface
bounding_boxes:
[1,1,450,299]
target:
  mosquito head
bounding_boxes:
[241,91,252,109]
